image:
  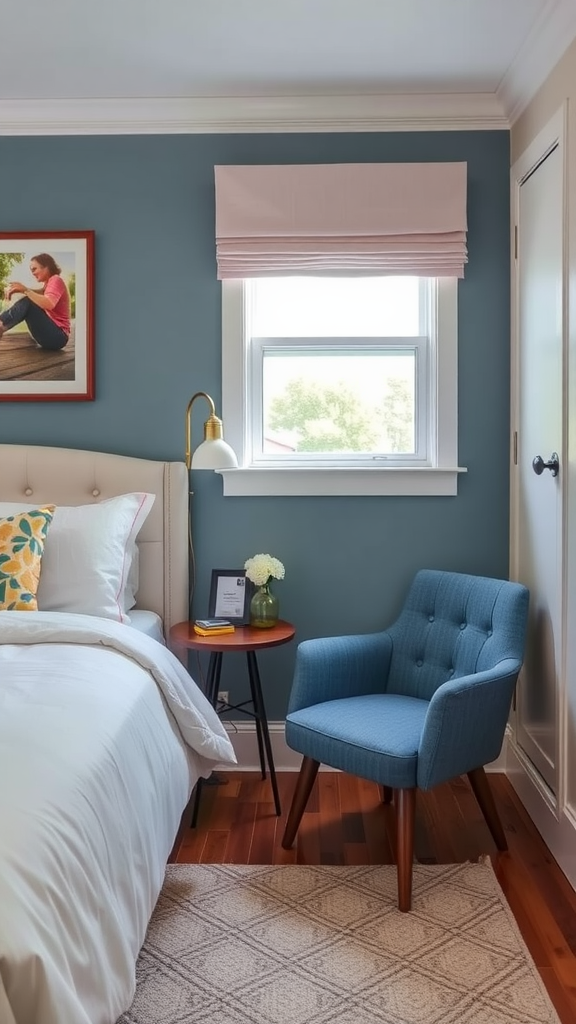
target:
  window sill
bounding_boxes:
[218,466,467,497]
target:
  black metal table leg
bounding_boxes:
[253,699,266,779]
[206,651,222,708]
[190,651,222,827]
[246,649,281,816]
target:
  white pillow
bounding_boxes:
[0,493,154,622]
[125,546,140,612]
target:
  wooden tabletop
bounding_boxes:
[170,619,296,653]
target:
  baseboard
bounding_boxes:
[217,721,303,772]
[217,721,509,773]
[505,732,576,892]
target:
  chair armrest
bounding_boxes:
[417,658,521,790]
[287,632,393,714]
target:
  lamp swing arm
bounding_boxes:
[183,389,237,617]
[185,391,222,470]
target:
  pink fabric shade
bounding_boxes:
[214,162,468,279]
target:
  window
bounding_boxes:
[221,275,464,497]
[215,161,468,496]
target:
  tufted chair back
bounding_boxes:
[385,569,529,701]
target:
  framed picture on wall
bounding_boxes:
[0,231,95,401]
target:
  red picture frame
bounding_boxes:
[0,231,95,401]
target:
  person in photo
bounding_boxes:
[0,253,70,351]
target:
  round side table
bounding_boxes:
[170,620,296,823]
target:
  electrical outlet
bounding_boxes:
[217,691,229,706]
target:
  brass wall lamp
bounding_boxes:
[184,391,238,614]
[185,391,238,471]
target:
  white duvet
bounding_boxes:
[0,612,237,1024]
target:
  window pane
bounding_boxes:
[250,277,420,337]
[262,350,415,455]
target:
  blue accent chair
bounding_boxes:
[281,570,529,911]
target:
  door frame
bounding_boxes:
[508,104,575,887]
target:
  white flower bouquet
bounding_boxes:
[244,553,285,588]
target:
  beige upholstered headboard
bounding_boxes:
[0,444,188,632]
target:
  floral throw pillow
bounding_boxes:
[0,507,55,611]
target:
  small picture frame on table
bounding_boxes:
[208,569,252,625]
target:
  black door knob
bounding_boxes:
[532,453,559,477]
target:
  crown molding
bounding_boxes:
[2,1,576,137]
[0,92,508,136]
[498,0,576,124]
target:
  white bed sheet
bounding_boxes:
[128,608,165,643]
[0,612,236,1024]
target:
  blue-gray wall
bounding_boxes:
[0,131,510,717]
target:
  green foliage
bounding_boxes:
[0,253,25,302]
[268,378,379,452]
[67,273,76,318]
[381,378,413,453]
[268,376,413,454]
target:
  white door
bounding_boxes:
[509,107,576,892]
[514,138,563,796]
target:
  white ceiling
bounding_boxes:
[2,0,576,133]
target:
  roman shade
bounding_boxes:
[214,162,468,279]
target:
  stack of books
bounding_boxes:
[193,619,236,637]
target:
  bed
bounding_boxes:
[0,444,237,1024]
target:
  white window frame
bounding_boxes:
[220,277,466,497]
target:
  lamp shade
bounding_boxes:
[191,437,238,470]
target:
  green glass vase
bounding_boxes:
[249,581,279,628]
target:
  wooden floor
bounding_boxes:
[0,329,75,381]
[174,770,576,1024]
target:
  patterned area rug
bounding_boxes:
[118,861,560,1024]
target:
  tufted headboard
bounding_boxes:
[0,444,188,632]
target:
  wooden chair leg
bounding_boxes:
[381,785,393,805]
[467,766,508,851]
[281,756,320,849]
[396,788,416,912]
